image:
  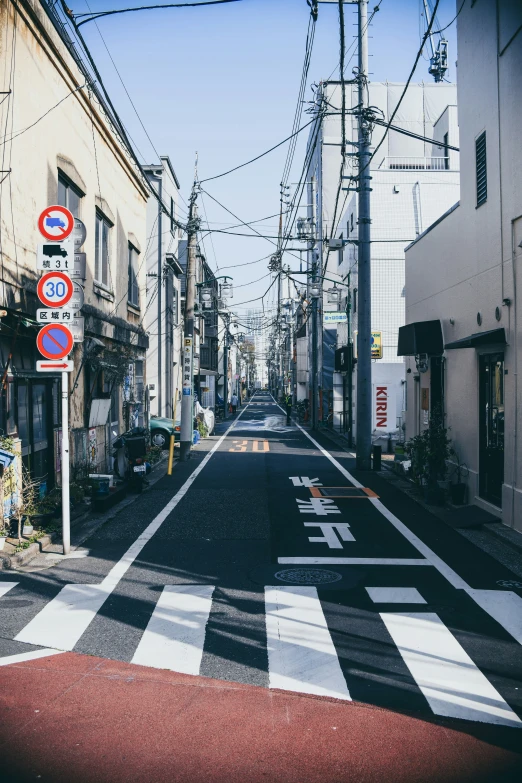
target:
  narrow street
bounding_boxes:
[1,392,522,781]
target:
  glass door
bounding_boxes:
[479,353,504,506]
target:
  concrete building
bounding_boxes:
[143,158,183,420]
[0,0,149,484]
[299,80,458,433]
[334,104,460,442]
[401,1,522,529]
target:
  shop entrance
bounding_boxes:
[479,353,504,507]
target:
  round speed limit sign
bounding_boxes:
[37,271,74,308]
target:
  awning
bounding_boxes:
[198,369,219,377]
[397,320,443,356]
[444,328,506,350]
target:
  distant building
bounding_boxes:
[300,80,459,437]
[402,1,522,528]
[143,158,183,420]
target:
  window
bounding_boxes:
[338,233,344,266]
[476,131,487,206]
[353,288,357,314]
[58,174,82,218]
[350,213,354,231]
[95,210,111,287]
[443,133,449,170]
[170,196,175,233]
[128,243,140,307]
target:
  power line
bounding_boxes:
[199,117,318,184]
[73,0,243,28]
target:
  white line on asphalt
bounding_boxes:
[14,402,253,653]
[0,582,18,598]
[131,584,215,674]
[0,648,63,666]
[278,557,434,566]
[265,585,351,701]
[273,397,468,590]
[465,589,522,646]
[380,612,521,727]
[365,587,427,603]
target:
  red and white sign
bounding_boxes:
[372,384,396,432]
[37,271,74,308]
[36,360,74,373]
[38,205,74,241]
[36,323,74,360]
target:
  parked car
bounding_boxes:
[149,416,180,448]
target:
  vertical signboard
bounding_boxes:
[372,383,396,432]
[182,337,193,396]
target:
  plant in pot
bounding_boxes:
[405,406,452,505]
[449,449,468,505]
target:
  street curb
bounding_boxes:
[2,455,169,571]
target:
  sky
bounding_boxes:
[67,0,458,313]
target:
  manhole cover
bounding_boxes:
[496,579,522,589]
[274,568,343,585]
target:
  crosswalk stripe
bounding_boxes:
[131,585,215,674]
[380,612,521,727]
[0,582,18,598]
[15,584,111,651]
[265,586,351,701]
[465,589,522,646]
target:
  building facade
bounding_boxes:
[402,0,522,529]
[143,157,182,420]
[0,0,149,485]
[299,80,458,434]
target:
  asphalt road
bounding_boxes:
[1,392,522,781]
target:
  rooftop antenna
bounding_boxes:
[423,0,448,82]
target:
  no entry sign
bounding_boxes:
[36,323,74,360]
[37,271,74,308]
[38,205,74,241]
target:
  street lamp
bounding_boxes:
[310,283,321,298]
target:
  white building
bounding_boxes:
[402,1,522,529]
[300,81,459,434]
[244,308,269,386]
[143,158,183,419]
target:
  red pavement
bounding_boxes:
[1,653,521,783]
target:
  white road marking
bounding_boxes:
[14,402,253,652]
[304,522,355,548]
[15,584,111,650]
[265,586,351,701]
[131,585,215,674]
[380,612,521,727]
[366,587,427,603]
[0,582,18,598]
[278,557,433,566]
[290,477,323,487]
[0,648,64,667]
[273,397,469,590]
[465,589,522,646]
[297,498,341,515]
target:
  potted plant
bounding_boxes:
[449,449,468,505]
[405,406,452,505]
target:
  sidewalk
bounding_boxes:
[1,651,521,783]
[317,426,522,581]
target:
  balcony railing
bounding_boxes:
[378,156,450,171]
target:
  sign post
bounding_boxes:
[36,207,86,555]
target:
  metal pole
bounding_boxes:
[157,177,163,415]
[179,198,197,462]
[356,0,372,470]
[311,291,318,428]
[223,339,229,420]
[61,372,70,555]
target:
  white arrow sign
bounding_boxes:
[36,360,74,373]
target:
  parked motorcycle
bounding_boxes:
[112,427,149,493]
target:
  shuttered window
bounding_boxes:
[476,132,487,207]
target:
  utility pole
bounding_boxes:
[179,165,199,462]
[355,0,372,470]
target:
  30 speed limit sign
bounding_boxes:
[37,271,74,308]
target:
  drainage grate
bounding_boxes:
[310,487,378,499]
[274,568,343,585]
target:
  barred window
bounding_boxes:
[476,132,487,207]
